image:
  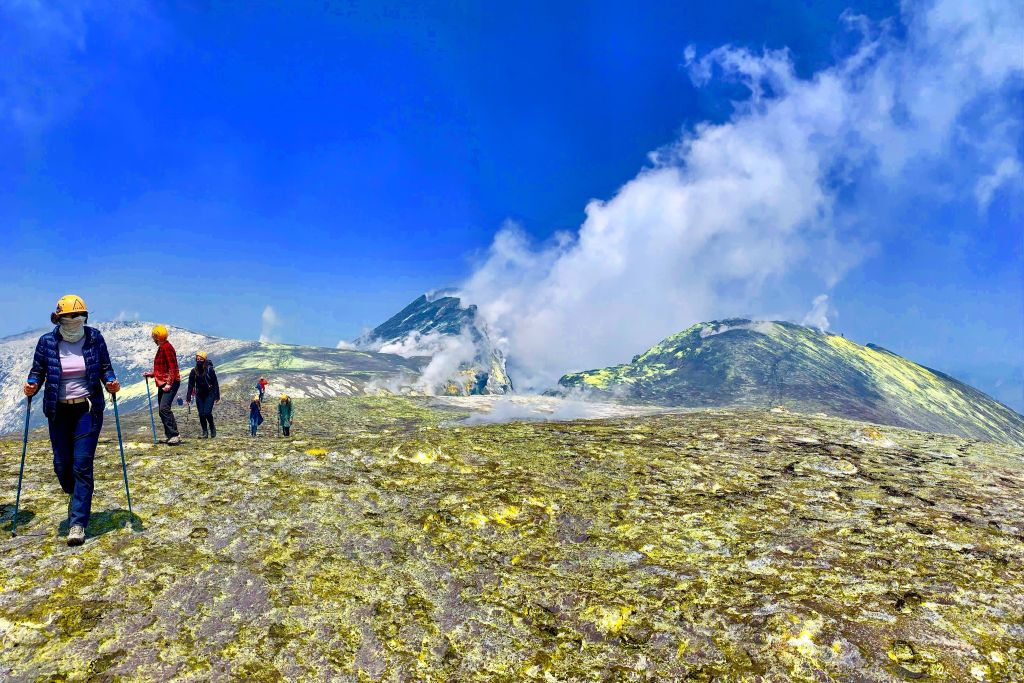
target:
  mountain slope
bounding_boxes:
[0,322,427,435]
[559,319,1024,446]
[354,291,513,395]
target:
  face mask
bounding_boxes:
[59,316,85,342]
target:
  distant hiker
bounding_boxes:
[143,324,181,445]
[23,295,120,546]
[249,395,264,436]
[257,376,268,401]
[278,394,294,437]
[186,351,220,438]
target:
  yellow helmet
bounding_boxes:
[50,295,88,324]
[151,324,168,342]
[280,394,288,401]
[196,351,207,361]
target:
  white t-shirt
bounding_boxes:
[58,337,90,400]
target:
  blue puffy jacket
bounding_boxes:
[26,326,117,419]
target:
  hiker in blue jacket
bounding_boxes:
[186,351,220,438]
[22,295,120,547]
[249,395,264,436]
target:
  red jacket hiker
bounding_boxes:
[150,340,180,388]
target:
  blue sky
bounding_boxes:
[1,1,1021,410]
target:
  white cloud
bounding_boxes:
[259,305,281,343]
[801,295,832,332]
[974,157,1023,210]
[0,1,163,135]
[458,0,1024,391]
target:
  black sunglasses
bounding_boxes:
[63,313,87,319]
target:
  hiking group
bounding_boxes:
[18,294,296,546]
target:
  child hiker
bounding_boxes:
[278,394,294,436]
[249,395,264,436]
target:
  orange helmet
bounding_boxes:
[50,295,88,324]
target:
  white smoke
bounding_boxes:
[698,320,779,339]
[114,310,140,322]
[259,305,281,343]
[801,295,832,332]
[457,0,1024,392]
[361,328,481,395]
[410,330,479,395]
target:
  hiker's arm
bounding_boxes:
[95,332,120,393]
[96,332,117,384]
[24,337,46,396]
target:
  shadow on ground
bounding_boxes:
[56,508,144,537]
[0,503,36,534]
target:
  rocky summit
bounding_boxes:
[559,319,1024,448]
[353,292,513,396]
[2,396,1022,681]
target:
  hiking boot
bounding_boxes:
[201,431,209,439]
[209,427,216,438]
[67,525,85,546]
[166,435,182,445]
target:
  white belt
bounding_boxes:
[59,397,89,405]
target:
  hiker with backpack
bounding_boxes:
[22,295,121,546]
[143,324,181,445]
[257,376,268,401]
[249,395,264,436]
[278,394,294,436]
[186,351,220,438]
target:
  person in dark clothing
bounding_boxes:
[143,324,181,445]
[249,395,264,436]
[278,394,294,437]
[23,294,120,546]
[186,351,220,438]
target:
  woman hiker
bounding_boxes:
[278,394,294,437]
[22,295,120,546]
[143,324,182,445]
[186,351,220,438]
[249,395,264,436]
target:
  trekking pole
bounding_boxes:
[112,395,134,520]
[11,396,32,537]
[144,377,158,444]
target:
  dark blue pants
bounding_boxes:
[196,393,216,435]
[47,401,101,528]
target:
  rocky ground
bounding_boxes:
[1,397,1022,681]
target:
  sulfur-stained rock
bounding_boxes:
[1,396,1022,681]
